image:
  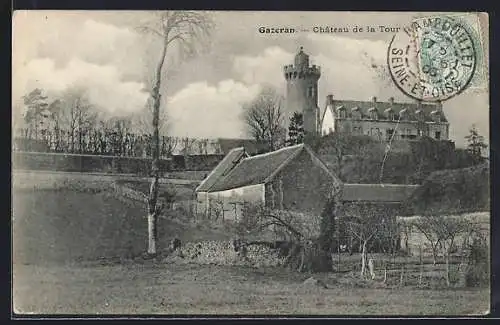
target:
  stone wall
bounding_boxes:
[12,151,225,175]
[166,240,286,268]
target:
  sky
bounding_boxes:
[12,11,489,147]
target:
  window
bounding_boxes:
[386,129,394,141]
[353,126,362,134]
[370,111,377,120]
[337,107,346,119]
[435,131,441,140]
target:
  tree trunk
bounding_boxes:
[146,32,168,256]
[419,245,423,287]
[399,264,405,287]
[147,210,158,255]
[432,243,439,266]
[360,241,367,278]
[446,252,450,287]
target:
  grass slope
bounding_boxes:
[12,180,227,265]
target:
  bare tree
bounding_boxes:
[161,136,179,157]
[198,138,209,155]
[235,204,331,273]
[339,203,396,279]
[180,137,197,155]
[411,216,444,265]
[243,86,286,152]
[137,11,214,256]
[412,215,472,286]
[103,116,133,156]
[58,86,97,153]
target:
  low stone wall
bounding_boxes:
[165,240,287,268]
[12,151,225,174]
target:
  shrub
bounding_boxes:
[465,235,489,287]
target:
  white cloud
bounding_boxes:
[232,46,293,89]
[167,80,261,139]
[15,58,149,115]
[12,14,150,116]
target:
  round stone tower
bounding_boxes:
[283,46,321,137]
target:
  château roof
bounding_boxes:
[323,98,447,123]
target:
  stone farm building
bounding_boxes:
[195,143,420,223]
[195,144,340,221]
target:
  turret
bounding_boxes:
[283,47,321,138]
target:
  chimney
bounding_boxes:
[372,96,377,103]
[326,94,334,105]
[389,97,394,105]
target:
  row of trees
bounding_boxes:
[16,87,200,156]
[15,125,221,158]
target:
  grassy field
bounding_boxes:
[11,172,490,316]
[13,262,489,315]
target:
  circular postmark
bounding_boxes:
[387,15,478,102]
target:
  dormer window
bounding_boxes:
[368,107,378,120]
[337,106,346,119]
[351,107,361,120]
[430,110,441,122]
[399,108,409,121]
[415,110,425,122]
[384,108,395,121]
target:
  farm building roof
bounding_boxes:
[195,147,248,192]
[341,183,420,203]
[206,144,305,192]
